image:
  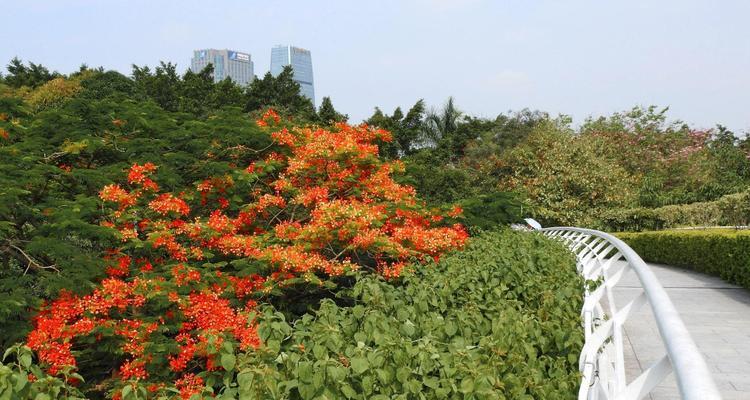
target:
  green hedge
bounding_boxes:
[599,190,750,232]
[1,230,584,399]
[235,230,584,399]
[617,230,750,289]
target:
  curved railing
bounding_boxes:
[540,227,721,400]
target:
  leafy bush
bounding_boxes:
[234,229,583,399]
[2,230,583,399]
[597,207,666,232]
[617,229,750,289]
[600,190,750,231]
[458,192,526,231]
[1,344,84,400]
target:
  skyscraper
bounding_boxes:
[190,49,254,86]
[270,45,315,103]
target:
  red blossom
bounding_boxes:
[99,184,137,209]
[149,193,190,216]
[175,373,204,400]
[127,162,158,185]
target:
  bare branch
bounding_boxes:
[9,244,59,274]
[42,151,68,162]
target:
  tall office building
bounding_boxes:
[190,49,254,86]
[270,45,315,103]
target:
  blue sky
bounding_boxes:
[2,0,749,132]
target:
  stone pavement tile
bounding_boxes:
[609,261,750,400]
[702,347,742,359]
[720,394,750,400]
[720,332,750,344]
[648,386,681,399]
[710,377,740,391]
[730,376,750,392]
[696,339,734,349]
[714,357,750,373]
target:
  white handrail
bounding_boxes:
[540,226,721,400]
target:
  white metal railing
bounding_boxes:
[540,226,721,400]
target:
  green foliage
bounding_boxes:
[400,150,475,204]
[368,99,553,228]
[597,208,666,232]
[236,230,583,399]
[458,193,526,231]
[131,63,249,117]
[617,229,750,289]
[132,62,181,112]
[77,69,135,100]
[600,190,750,232]
[178,65,220,115]
[0,344,84,400]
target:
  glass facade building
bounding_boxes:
[270,45,315,103]
[190,49,254,87]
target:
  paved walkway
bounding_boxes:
[613,262,750,399]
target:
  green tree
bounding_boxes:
[78,70,135,100]
[211,77,246,110]
[178,65,215,115]
[132,62,180,112]
[3,58,58,88]
[244,66,315,118]
[366,99,425,158]
[316,96,347,124]
[423,97,462,148]
[705,125,750,190]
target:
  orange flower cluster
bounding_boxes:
[179,292,259,350]
[27,114,468,397]
[149,193,190,216]
[27,278,148,376]
[99,184,136,212]
[256,108,281,127]
[175,374,204,400]
[127,161,159,191]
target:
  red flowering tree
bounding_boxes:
[24,110,467,398]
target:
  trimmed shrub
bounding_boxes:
[233,230,584,399]
[617,229,750,289]
[600,190,750,232]
[597,208,666,232]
